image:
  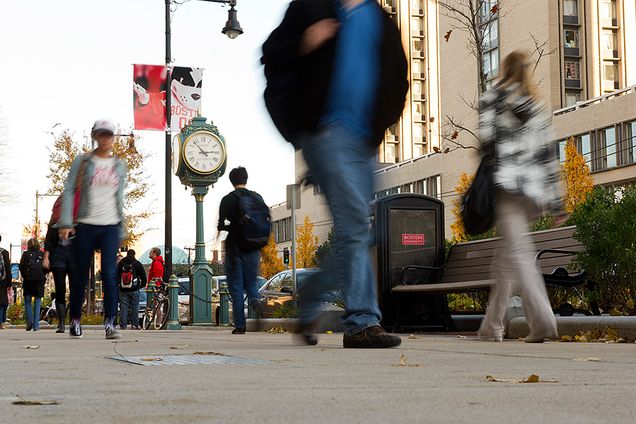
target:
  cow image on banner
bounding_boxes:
[170,66,203,132]
[133,65,203,132]
[133,64,168,130]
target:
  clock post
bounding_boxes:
[172,116,227,326]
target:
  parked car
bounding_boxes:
[256,269,321,318]
[178,275,268,325]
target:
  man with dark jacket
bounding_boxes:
[0,235,12,329]
[217,167,266,335]
[262,0,407,348]
[117,249,147,330]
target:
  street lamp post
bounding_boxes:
[163,0,242,280]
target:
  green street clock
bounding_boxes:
[173,116,227,187]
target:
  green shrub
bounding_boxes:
[7,301,25,324]
[568,186,636,315]
[271,302,298,318]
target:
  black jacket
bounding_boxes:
[116,256,147,292]
[0,247,11,305]
[262,0,408,149]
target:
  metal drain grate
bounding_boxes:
[109,354,270,366]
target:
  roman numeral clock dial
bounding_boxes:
[182,131,226,175]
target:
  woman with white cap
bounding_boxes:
[57,119,127,339]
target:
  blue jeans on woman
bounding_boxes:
[298,124,382,335]
[0,305,7,324]
[24,296,42,330]
[71,224,121,321]
[225,248,260,329]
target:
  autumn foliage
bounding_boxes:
[561,137,594,213]
[46,129,151,247]
[260,234,284,279]
[296,215,318,268]
[450,172,474,242]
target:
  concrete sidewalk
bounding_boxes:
[1,328,634,424]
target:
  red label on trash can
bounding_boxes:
[402,234,425,246]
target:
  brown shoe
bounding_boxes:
[343,325,401,349]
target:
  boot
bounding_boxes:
[55,301,66,333]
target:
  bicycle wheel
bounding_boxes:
[142,305,154,330]
[153,297,170,330]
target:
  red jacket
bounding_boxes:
[148,255,165,286]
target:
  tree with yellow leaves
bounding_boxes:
[562,137,594,213]
[45,129,151,247]
[296,215,319,268]
[450,172,474,242]
[260,234,284,279]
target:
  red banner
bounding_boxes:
[133,64,168,131]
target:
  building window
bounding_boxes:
[565,91,581,106]
[385,143,399,164]
[625,121,636,164]
[599,126,617,169]
[600,0,617,22]
[480,0,499,89]
[564,0,578,16]
[564,29,579,48]
[411,0,423,14]
[565,61,580,80]
[603,62,619,90]
[274,217,292,243]
[558,139,567,163]
[578,133,592,166]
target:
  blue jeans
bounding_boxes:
[299,124,382,335]
[24,296,42,330]
[119,290,140,327]
[225,248,260,329]
[0,305,7,323]
[71,224,121,320]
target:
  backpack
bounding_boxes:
[24,250,46,281]
[0,247,6,281]
[119,261,138,289]
[233,190,271,251]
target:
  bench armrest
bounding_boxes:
[534,249,579,264]
[399,264,445,285]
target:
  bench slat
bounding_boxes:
[392,280,494,293]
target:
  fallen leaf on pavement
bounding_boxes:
[13,395,58,406]
[408,334,418,339]
[486,374,558,384]
[573,357,601,362]
[456,335,467,339]
[23,345,40,349]
[192,351,225,356]
[267,326,287,334]
[325,331,333,334]
[395,354,420,367]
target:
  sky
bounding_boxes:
[0,0,294,262]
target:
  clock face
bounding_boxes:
[171,134,181,175]
[182,131,225,174]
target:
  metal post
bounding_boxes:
[219,281,230,325]
[166,275,182,330]
[191,186,213,324]
[34,190,39,238]
[164,0,173,279]
[291,207,297,290]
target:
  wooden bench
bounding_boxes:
[391,226,598,331]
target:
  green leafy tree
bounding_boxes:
[315,228,334,267]
[46,129,151,247]
[569,186,636,314]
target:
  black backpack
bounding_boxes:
[119,261,139,290]
[233,190,271,251]
[24,250,46,281]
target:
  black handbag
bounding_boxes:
[461,154,496,236]
[461,89,504,236]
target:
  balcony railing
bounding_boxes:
[553,85,636,116]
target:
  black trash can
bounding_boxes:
[371,194,449,331]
